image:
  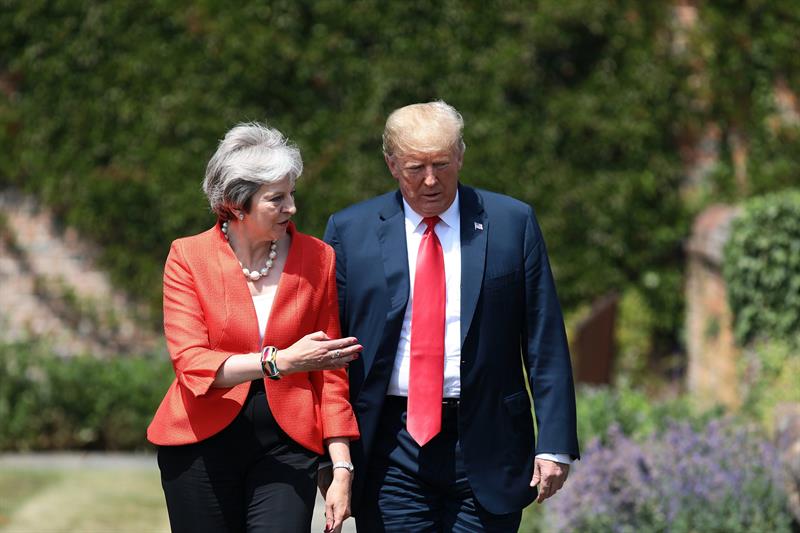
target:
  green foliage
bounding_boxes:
[0,342,172,450]
[694,1,800,199]
[0,1,690,346]
[2,1,798,356]
[723,189,800,345]
[575,383,723,445]
[523,383,714,533]
[614,287,656,385]
[542,419,793,533]
[739,340,800,433]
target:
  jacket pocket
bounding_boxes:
[484,269,521,289]
[503,390,531,415]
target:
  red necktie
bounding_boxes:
[407,216,446,446]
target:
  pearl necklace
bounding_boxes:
[221,221,278,281]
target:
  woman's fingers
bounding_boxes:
[283,335,362,372]
[326,347,360,367]
[319,337,359,351]
[318,339,361,367]
[324,491,347,532]
[331,502,346,531]
[307,330,330,341]
[337,345,362,359]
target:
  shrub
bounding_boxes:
[545,420,793,532]
[739,340,800,433]
[614,287,656,385]
[575,384,721,445]
[0,341,172,450]
[723,189,800,346]
[0,1,691,348]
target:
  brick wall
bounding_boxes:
[0,189,160,357]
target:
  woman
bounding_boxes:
[148,122,360,533]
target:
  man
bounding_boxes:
[323,101,579,532]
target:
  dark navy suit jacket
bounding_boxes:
[323,184,579,515]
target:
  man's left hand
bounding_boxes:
[530,458,569,503]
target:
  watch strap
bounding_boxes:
[331,461,354,473]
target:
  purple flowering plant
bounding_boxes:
[544,418,792,533]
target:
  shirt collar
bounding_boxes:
[402,191,460,232]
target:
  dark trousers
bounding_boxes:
[357,396,522,533]
[157,380,319,533]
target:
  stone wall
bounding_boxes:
[684,204,741,408]
[0,189,160,356]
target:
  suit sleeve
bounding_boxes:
[310,245,359,441]
[522,207,580,459]
[162,241,236,398]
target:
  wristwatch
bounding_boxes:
[331,461,354,473]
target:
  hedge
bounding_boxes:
[0,342,172,451]
[2,1,799,355]
[723,189,800,345]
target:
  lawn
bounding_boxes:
[0,466,169,532]
[0,456,351,532]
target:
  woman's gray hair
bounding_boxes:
[202,122,303,220]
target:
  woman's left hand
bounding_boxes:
[324,469,352,533]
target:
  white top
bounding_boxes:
[252,290,276,345]
[387,194,462,398]
[386,191,572,466]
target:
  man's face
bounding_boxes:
[386,147,462,217]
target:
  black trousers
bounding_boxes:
[357,396,522,532]
[157,380,319,533]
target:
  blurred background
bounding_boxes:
[1,1,798,531]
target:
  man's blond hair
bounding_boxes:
[382,100,466,157]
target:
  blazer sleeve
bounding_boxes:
[309,247,360,441]
[163,240,237,398]
[522,206,580,459]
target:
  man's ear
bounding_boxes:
[385,154,399,180]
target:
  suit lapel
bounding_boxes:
[377,191,410,322]
[459,185,487,348]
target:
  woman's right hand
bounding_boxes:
[276,331,361,374]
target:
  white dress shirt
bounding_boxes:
[385,192,571,465]
[387,194,462,398]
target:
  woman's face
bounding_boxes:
[242,177,296,241]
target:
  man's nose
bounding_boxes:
[423,166,438,186]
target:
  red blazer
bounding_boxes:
[147,222,359,453]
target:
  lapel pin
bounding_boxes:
[474,222,483,231]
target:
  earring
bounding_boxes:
[238,213,244,220]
